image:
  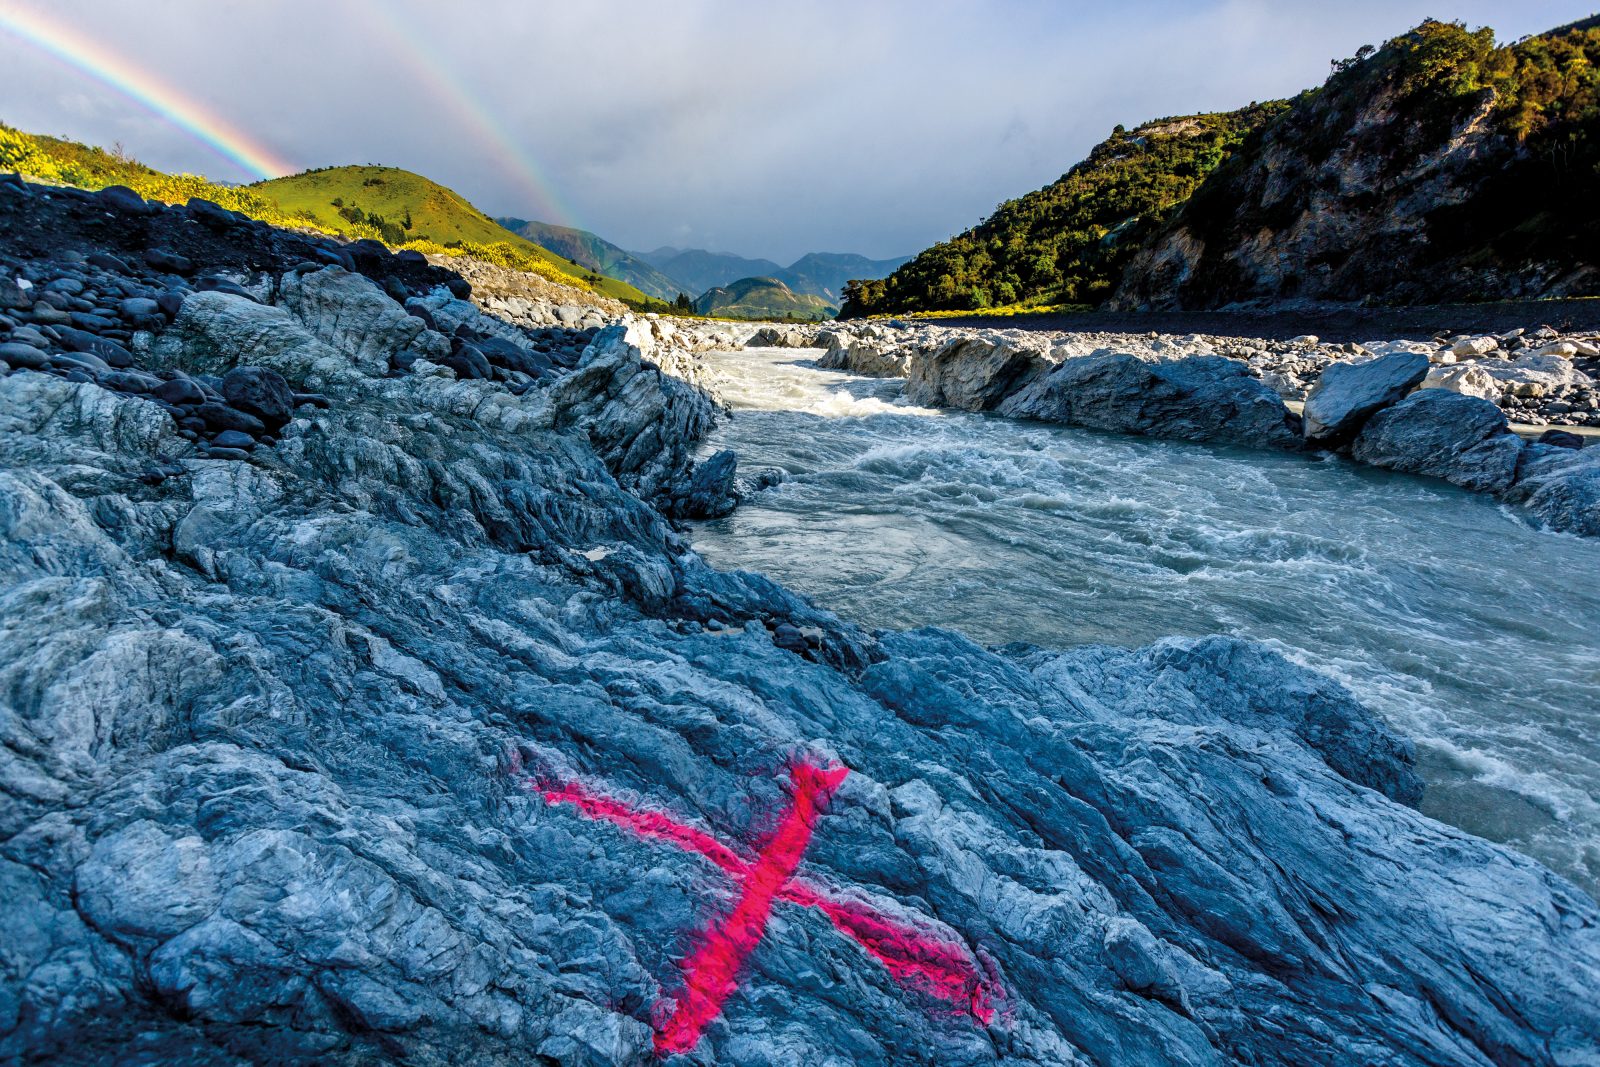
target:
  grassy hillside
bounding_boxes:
[499,217,691,302]
[0,122,317,232]
[0,126,650,302]
[843,102,1287,316]
[255,166,649,302]
[692,277,835,320]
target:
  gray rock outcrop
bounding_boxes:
[1301,351,1429,445]
[905,336,1048,410]
[998,352,1302,448]
[4,244,1600,1065]
[1351,391,1527,492]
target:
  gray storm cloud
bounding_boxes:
[0,0,1588,260]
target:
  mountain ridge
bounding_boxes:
[848,14,1600,316]
[692,275,836,320]
[496,217,691,302]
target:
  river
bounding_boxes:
[690,346,1600,895]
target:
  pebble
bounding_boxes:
[0,341,48,368]
[211,429,257,450]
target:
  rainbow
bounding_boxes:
[0,2,295,180]
[357,0,576,227]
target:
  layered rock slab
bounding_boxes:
[1,268,1598,1066]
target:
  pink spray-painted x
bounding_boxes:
[524,759,1001,1056]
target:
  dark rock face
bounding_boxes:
[1352,391,1525,492]
[1108,29,1600,310]
[221,366,295,430]
[1302,351,1429,445]
[999,352,1303,448]
[674,448,740,520]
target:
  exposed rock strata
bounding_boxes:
[5,178,1600,1065]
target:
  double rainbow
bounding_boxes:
[1,2,577,226]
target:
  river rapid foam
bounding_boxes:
[692,347,1600,893]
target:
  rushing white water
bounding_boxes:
[690,347,1600,894]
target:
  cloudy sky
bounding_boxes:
[1,1,1592,262]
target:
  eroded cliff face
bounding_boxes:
[1111,30,1600,310]
[3,196,1600,1065]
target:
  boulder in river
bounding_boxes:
[999,352,1303,448]
[1351,390,1524,492]
[905,336,1048,410]
[1301,351,1428,446]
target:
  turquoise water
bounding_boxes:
[691,348,1600,895]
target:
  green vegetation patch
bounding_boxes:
[254,166,649,302]
[842,102,1287,316]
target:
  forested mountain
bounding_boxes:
[1112,17,1600,308]
[497,218,690,302]
[842,103,1286,316]
[849,16,1600,316]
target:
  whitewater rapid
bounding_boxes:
[690,347,1600,895]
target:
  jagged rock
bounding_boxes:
[1502,443,1600,536]
[151,291,355,389]
[998,352,1303,448]
[675,448,739,519]
[1301,351,1428,445]
[749,325,820,348]
[1351,390,1525,492]
[277,266,439,375]
[816,336,915,378]
[548,324,718,506]
[5,182,1600,1065]
[905,336,1047,410]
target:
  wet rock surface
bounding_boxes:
[3,179,1600,1065]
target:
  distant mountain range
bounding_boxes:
[498,220,909,311]
[691,276,836,321]
[497,218,687,302]
[635,246,910,305]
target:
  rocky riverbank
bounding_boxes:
[4,179,1600,1065]
[804,321,1600,536]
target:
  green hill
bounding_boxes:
[498,217,691,302]
[843,102,1287,316]
[0,127,651,303]
[255,166,649,302]
[0,122,322,233]
[693,277,836,320]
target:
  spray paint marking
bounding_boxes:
[528,761,999,1055]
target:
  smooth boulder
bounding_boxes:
[999,352,1303,448]
[221,366,295,430]
[1302,351,1428,446]
[1351,390,1525,492]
